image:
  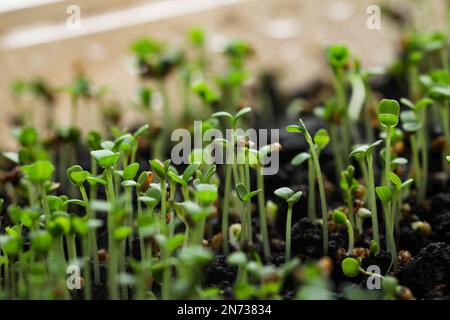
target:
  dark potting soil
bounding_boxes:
[398,242,450,299]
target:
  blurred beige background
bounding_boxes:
[0,0,447,150]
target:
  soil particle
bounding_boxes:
[398,219,431,255]
[203,254,237,286]
[434,212,450,244]
[291,218,322,258]
[399,242,450,299]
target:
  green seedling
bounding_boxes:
[67,165,100,283]
[326,44,351,159]
[350,140,382,244]
[332,209,354,254]
[90,149,121,299]
[274,187,302,261]
[287,119,329,255]
[291,129,329,222]
[400,98,433,202]
[340,165,359,230]
[192,81,220,113]
[377,99,399,265]
[235,183,260,247]
[150,159,171,230]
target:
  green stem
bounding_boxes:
[385,127,392,187]
[256,166,270,261]
[161,247,170,300]
[82,237,92,300]
[307,157,316,222]
[79,185,100,283]
[285,204,293,261]
[221,164,232,255]
[330,124,344,182]
[306,134,328,256]
[410,135,421,194]
[345,219,354,255]
[105,167,118,300]
[160,178,167,229]
[367,155,379,245]
[39,184,51,221]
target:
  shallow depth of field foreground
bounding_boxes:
[0,0,449,301]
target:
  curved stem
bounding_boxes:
[306,134,328,256]
[345,219,354,255]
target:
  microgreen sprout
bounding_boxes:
[274,187,302,261]
[287,120,329,255]
[332,209,354,254]
[235,183,260,247]
[350,140,383,244]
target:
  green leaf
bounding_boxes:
[30,231,53,254]
[113,226,132,241]
[87,176,107,186]
[287,191,302,204]
[149,159,166,178]
[167,234,185,255]
[182,163,200,181]
[401,179,414,189]
[388,172,402,189]
[378,99,400,127]
[400,97,415,110]
[286,125,303,133]
[314,129,330,150]
[415,98,433,110]
[226,251,247,266]
[382,276,398,294]
[67,165,89,185]
[65,199,87,207]
[234,107,252,124]
[332,209,348,224]
[86,131,102,151]
[341,257,360,277]
[196,184,218,206]
[235,183,248,202]
[21,160,55,183]
[121,180,138,188]
[291,152,310,166]
[168,171,185,186]
[134,124,149,137]
[14,127,37,147]
[123,162,139,180]
[243,189,261,202]
[192,81,220,105]
[189,27,205,46]
[47,216,71,237]
[370,239,380,255]
[91,150,120,168]
[138,196,159,208]
[376,186,394,204]
[429,86,450,101]
[211,111,233,120]
[326,44,350,69]
[274,187,294,201]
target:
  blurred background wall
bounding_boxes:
[0,0,448,150]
